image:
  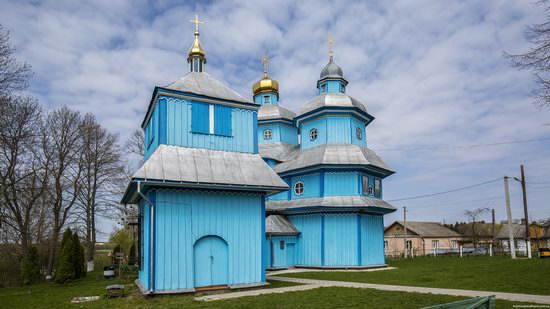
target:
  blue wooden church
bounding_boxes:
[122,17,396,294]
[256,46,396,269]
[121,17,288,294]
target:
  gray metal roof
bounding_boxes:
[267,196,396,212]
[258,104,296,121]
[266,215,300,235]
[273,143,394,175]
[299,93,367,116]
[259,142,298,162]
[496,224,526,239]
[166,72,253,104]
[131,144,288,190]
[388,221,462,238]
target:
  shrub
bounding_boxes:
[55,229,75,284]
[21,245,41,285]
[72,233,85,278]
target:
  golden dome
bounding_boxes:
[253,73,279,96]
[188,30,205,59]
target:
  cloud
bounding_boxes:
[1,0,550,237]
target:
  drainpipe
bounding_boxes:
[137,181,155,293]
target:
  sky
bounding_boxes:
[1,0,550,240]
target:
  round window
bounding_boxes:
[368,186,374,195]
[294,181,304,195]
[309,128,318,141]
[356,127,362,140]
[263,129,272,140]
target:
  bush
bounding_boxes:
[128,243,136,266]
[21,246,41,285]
[55,229,75,284]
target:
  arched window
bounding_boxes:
[263,129,272,140]
[294,181,304,196]
[309,128,318,141]
[356,127,362,140]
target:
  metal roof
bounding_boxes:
[273,143,394,175]
[298,93,367,116]
[266,195,396,212]
[259,142,298,162]
[387,221,462,238]
[166,72,253,104]
[496,224,526,239]
[320,57,344,80]
[266,215,300,235]
[127,144,288,194]
[258,104,296,121]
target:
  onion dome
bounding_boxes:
[187,15,206,72]
[188,32,206,59]
[320,56,344,79]
[253,54,279,97]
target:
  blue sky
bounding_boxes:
[1,0,550,239]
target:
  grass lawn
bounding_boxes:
[277,255,550,295]
[0,273,536,309]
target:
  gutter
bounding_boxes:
[137,181,155,293]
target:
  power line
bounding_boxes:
[388,178,502,202]
[374,137,550,152]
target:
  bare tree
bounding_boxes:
[505,1,550,109]
[0,25,32,96]
[76,114,124,272]
[0,95,48,262]
[125,128,144,158]
[42,106,84,277]
[464,208,490,249]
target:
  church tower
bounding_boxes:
[254,54,299,168]
[261,38,396,269]
[122,16,287,294]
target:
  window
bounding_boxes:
[432,240,439,249]
[451,240,458,249]
[341,85,345,93]
[321,83,326,92]
[406,241,412,250]
[384,241,388,251]
[356,127,362,140]
[361,176,369,194]
[368,187,374,195]
[263,129,272,140]
[309,128,318,141]
[263,95,270,104]
[191,102,232,136]
[374,179,381,198]
[280,240,285,250]
[294,181,304,196]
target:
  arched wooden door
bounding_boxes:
[193,235,228,287]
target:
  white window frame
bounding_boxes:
[294,181,304,196]
[432,240,439,249]
[263,95,270,104]
[309,128,318,141]
[208,104,215,134]
[263,129,272,140]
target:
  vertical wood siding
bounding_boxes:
[264,236,298,269]
[361,214,385,265]
[324,172,359,196]
[289,215,322,266]
[138,200,150,289]
[324,214,358,266]
[152,189,263,292]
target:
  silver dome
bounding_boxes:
[320,57,344,80]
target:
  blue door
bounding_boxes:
[193,236,228,287]
[286,243,295,267]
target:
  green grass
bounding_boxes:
[278,255,550,295]
[0,274,534,309]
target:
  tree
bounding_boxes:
[76,114,123,272]
[464,208,490,249]
[505,0,550,109]
[21,245,41,285]
[0,25,33,96]
[71,233,85,278]
[109,228,133,255]
[128,243,136,266]
[43,106,84,277]
[55,229,75,284]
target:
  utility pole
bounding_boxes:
[491,209,496,246]
[520,165,531,259]
[504,176,516,259]
[403,207,408,258]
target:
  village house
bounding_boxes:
[384,221,463,257]
[496,222,550,255]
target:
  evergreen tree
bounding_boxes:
[55,229,75,284]
[21,246,41,285]
[128,243,136,266]
[72,233,85,278]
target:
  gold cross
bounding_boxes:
[190,14,204,32]
[328,34,334,58]
[261,52,269,75]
